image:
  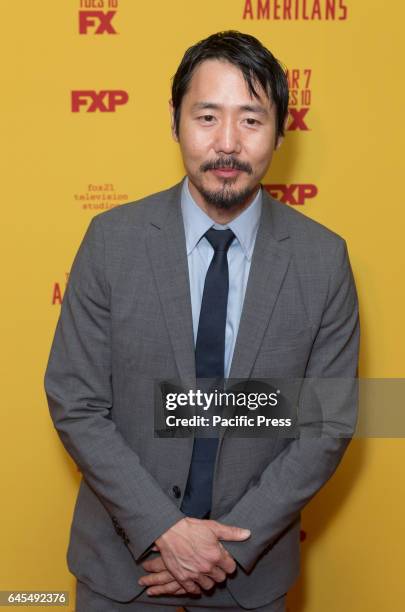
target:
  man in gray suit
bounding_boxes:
[44,31,360,611]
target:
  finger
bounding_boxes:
[141,557,165,572]
[217,544,237,574]
[173,588,187,595]
[207,520,251,541]
[218,554,236,574]
[146,581,181,596]
[147,580,200,596]
[194,574,215,590]
[178,579,202,595]
[206,565,227,583]
[138,570,174,587]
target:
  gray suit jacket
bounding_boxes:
[44,177,360,608]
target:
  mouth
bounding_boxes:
[210,168,242,178]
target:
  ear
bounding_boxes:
[169,99,179,142]
[275,111,290,150]
[275,134,284,150]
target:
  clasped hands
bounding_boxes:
[138,516,250,596]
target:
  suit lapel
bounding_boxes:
[146,179,197,394]
[228,190,291,380]
[218,188,292,436]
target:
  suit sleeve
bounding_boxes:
[218,238,360,573]
[44,216,185,562]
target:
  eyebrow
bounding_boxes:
[191,101,269,116]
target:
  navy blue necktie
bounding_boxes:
[180,227,235,518]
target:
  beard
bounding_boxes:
[197,176,258,210]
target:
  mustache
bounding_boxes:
[201,157,253,174]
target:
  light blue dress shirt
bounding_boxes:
[180,175,262,378]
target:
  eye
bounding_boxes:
[245,118,261,126]
[198,115,215,123]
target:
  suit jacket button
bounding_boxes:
[172,485,181,499]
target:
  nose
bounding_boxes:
[213,116,242,155]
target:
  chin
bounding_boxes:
[200,182,257,210]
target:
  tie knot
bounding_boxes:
[204,228,235,252]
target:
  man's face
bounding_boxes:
[170,58,284,210]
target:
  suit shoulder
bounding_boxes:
[268,194,346,250]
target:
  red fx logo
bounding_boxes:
[79,11,117,34]
[288,108,310,131]
[71,90,129,112]
[264,184,318,205]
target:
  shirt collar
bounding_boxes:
[180,175,262,261]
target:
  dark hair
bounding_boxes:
[171,30,289,144]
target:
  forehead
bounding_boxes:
[184,58,272,108]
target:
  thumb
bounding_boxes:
[208,520,251,541]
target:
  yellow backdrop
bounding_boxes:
[1,1,404,610]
